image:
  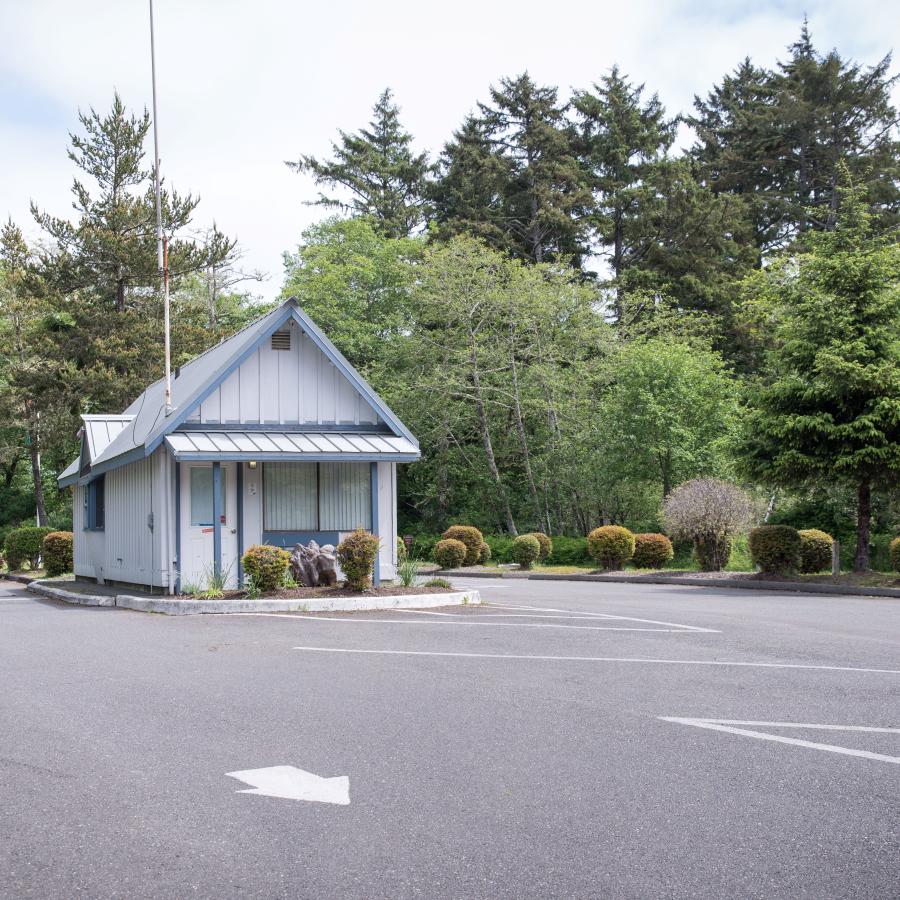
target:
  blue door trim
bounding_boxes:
[212,462,222,580]
[263,531,340,549]
[236,462,244,587]
[174,461,181,594]
[370,461,380,586]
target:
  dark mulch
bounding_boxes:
[196,584,455,601]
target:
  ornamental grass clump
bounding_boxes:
[662,479,752,572]
[241,545,290,593]
[587,525,635,570]
[631,533,674,569]
[42,531,73,577]
[527,532,552,562]
[336,529,380,591]
[798,529,834,574]
[433,538,467,570]
[441,525,484,566]
[748,525,802,575]
[512,534,541,570]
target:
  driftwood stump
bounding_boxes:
[290,541,338,587]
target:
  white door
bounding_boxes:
[180,462,239,590]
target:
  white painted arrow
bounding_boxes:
[226,765,350,804]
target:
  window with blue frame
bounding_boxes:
[85,475,105,530]
[263,462,371,531]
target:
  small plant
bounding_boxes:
[397,536,409,563]
[478,541,492,564]
[798,529,834,574]
[4,526,54,571]
[243,572,262,599]
[587,525,635,570]
[423,576,452,589]
[433,538,467,570]
[527,532,552,562]
[241,544,290,592]
[336,529,380,591]
[631,533,674,569]
[662,479,752,572]
[282,571,299,589]
[441,525,484,566]
[180,580,201,596]
[397,556,421,587]
[512,533,541,570]
[42,531,74,577]
[748,525,802,575]
[199,563,229,599]
[891,537,900,573]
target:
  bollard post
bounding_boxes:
[831,540,840,576]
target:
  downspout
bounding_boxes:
[370,461,380,587]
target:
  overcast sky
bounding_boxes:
[2,0,898,301]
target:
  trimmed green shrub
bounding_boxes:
[4,526,53,571]
[397,536,408,563]
[441,525,484,566]
[587,526,635,570]
[890,537,900,573]
[478,541,491,564]
[336,529,380,591]
[241,544,290,592]
[798,529,833,574]
[545,536,591,566]
[527,532,552,562]
[433,538,467,570]
[693,535,733,572]
[42,531,73,577]
[512,534,541,570]
[748,525,802,575]
[632,533,674,569]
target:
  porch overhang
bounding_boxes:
[163,430,420,463]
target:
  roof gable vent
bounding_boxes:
[271,330,291,351]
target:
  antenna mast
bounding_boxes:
[149,0,172,414]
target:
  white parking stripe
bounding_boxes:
[235,613,692,633]
[293,646,900,674]
[490,604,719,633]
[659,718,900,765]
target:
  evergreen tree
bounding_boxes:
[288,89,432,238]
[737,180,900,570]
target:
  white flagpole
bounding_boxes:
[149,0,172,414]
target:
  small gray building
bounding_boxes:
[58,297,420,592]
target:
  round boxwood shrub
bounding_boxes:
[587,525,635,570]
[4,526,53,571]
[694,534,733,572]
[42,531,73,577]
[632,533,674,569]
[441,525,484,566]
[512,534,541,570]
[241,544,290,592]
[478,541,491,564]
[336,529,380,591]
[527,532,552,563]
[890,537,900,573]
[748,525,802,575]
[433,538,467,570]
[798,529,833,574]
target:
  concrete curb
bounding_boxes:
[1,573,37,585]
[27,580,481,615]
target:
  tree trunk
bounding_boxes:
[116,278,125,313]
[28,426,47,526]
[469,338,517,535]
[434,427,450,528]
[508,329,544,530]
[853,478,871,572]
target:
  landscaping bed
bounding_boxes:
[185,583,456,601]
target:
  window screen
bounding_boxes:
[319,462,371,530]
[190,467,225,526]
[263,463,317,530]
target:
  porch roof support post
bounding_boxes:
[174,460,181,595]
[236,462,244,588]
[212,461,222,580]
[370,461,380,586]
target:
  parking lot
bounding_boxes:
[1,577,898,898]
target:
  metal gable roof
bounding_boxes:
[69,297,418,480]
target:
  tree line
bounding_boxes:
[1,22,898,570]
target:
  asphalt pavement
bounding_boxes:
[1,576,898,899]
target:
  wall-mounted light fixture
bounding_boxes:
[248,460,257,470]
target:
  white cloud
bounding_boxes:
[1,0,897,300]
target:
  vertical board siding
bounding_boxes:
[319,462,371,530]
[104,455,155,584]
[188,321,380,426]
[263,462,317,530]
